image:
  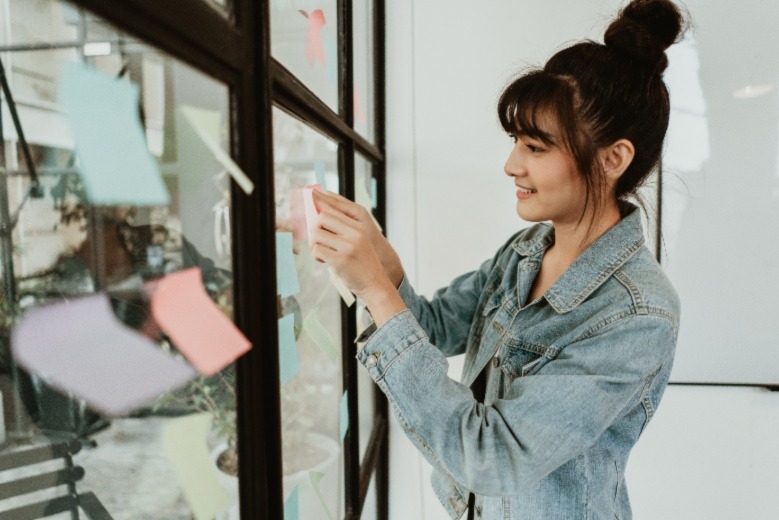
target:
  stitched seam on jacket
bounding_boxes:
[574,309,676,343]
[613,269,647,314]
[553,239,644,311]
[374,337,428,380]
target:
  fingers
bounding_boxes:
[312,190,365,220]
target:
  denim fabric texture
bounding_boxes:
[356,202,681,520]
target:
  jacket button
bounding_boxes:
[492,356,500,368]
[366,354,378,368]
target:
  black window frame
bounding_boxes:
[65,0,389,518]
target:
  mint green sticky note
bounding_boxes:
[276,232,300,298]
[278,314,299,385]
[60,62,169,206]
[303,308,339,363]
[314,160,327,192]
[339,391,348,442]
[284,486,299,520]
[309,471,334,520]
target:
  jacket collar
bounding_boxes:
[510,202,646,314]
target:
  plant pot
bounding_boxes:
[282,432,341,518]
[210,441,238,520]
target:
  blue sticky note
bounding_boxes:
[371,177,378,209]
[314,160,327,192]
[276,232,300,298]
[325,35,338,85]
[278,314,299,385]
[284,486,299,520]
[60,62,169,206]
[339,390,349,442]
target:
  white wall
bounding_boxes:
[384,1,779,518]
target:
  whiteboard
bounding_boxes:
[662,0,779,384]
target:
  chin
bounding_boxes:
[516,203,546,223]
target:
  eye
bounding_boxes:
[524,142,544,153]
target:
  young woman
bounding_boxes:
[308,0,686,517]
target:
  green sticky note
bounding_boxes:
[339,391,348,442]
[180,106,254,195]
[355,178,372,211]
[163,413,229,520]
[276,232,300,298]
[303,308,339,363]
[284,486,299,520]
[309,471,334,520]
[60,62,169,206]
[278,314,299,385]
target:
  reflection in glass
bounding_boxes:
[0,1,240,518]
[273,106,345,519]
[353,0,375,140]
[271,0,339,112]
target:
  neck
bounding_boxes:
[546,202,623,267]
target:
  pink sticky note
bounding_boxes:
[302,184,323,239]
[12,294,197,417]
[149,268,251,375]
[355,87,366,125]
[305,9,327,67]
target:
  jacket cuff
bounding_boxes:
[356,309,428,380]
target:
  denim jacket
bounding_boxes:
[356,202,681,519]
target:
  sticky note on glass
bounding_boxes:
[163,413,229,520]
[303,308,338,363]
[278,314,299,385]
[302,186,356,307]
[284,486,299,520]
[309,471,334,520]
[179,106,254,195]
[314,161,327,192]
[149,267,252,375]
[276,232,300,298]
[12,293,196,417]
[60,62,169,206]
[339,391,348,442]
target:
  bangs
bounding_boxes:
[497,70,578,147]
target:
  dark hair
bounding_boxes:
[498,0,688,241]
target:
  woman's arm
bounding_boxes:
[310,190,515,357]
[356,310,677,495]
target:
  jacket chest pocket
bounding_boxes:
[499,337,552,381]
[470,269,505,343]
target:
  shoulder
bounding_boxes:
[609,245,681,335]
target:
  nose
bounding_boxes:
[504,145,526,178]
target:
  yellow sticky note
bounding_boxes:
[163,413,230,520]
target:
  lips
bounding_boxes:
[516,185,536,194]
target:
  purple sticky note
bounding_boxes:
[12,294,197,417]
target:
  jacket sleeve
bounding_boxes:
[384,231,522,357]
[356,309,677,496]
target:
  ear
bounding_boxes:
[599,139,635,183]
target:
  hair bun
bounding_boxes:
[604,0,685,73]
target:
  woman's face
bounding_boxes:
[503,116,587,226]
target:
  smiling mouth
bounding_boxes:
[516,186,537,194]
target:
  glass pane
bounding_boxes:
[271,0,339,113]
[0,1,241,518]
[353,0,375,140]
[361,472,377,519]
[355,154,377,462]
[273,106,344,519]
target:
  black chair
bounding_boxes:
[0,440,112,519]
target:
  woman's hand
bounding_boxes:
[311,190,404,287]
[309,190,406,325]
